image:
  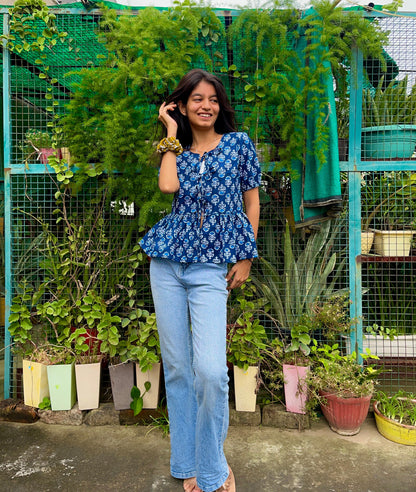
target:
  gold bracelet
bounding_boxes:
[157,136,183,155]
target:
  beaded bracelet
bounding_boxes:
[157,136,183,155]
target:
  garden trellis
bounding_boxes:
[1,2,416,400]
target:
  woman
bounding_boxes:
[140,69,261,492]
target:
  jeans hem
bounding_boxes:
[171,470,197,480]
[197,468,230,492]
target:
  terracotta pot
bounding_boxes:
[319,390,372,436]
[70,326,102,355]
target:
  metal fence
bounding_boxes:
[1,6,416,400]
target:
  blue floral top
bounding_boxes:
[140,132,262,263]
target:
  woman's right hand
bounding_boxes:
[158,101,178,135]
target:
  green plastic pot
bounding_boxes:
[361,125,416,159]
[47,362,76,411]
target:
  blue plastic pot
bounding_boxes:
[361,124,416,159]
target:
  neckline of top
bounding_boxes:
[187,133,225,156]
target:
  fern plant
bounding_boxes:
[226,0,388,172]
[62,3,224,227]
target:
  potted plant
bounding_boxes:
[362,76,416,160]
[43,345,76,411]
[23,128,62,164]
[8,282,51,408]
[252,220,347,336]
[373,390,416,445]
[361,171,416,256]
[123,310,161,410]
[278,293,352,415]
[280,327,311,415]
[227,286,267,412]
[68,322,103,411]
[308,345,380,435]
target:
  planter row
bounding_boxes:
[361,230,414,256]
[22,359,161,412]
[24,359,415,444]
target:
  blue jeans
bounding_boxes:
[150,258,230,492]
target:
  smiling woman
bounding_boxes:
[178,80,220,135]
[140,69,261,492]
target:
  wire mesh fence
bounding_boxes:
[2,6,416,402]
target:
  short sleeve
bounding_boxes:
[238,133,262,192]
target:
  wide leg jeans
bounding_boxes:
[150,258,230,492]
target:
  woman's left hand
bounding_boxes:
[226,259,253,290]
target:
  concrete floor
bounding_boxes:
[0,418,415,492]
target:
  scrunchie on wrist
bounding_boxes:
[157,136,183,155]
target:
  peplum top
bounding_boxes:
[140,132,262,264]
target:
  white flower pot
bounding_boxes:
[345,334,416,357]
[135,362,161,409]
[233,365,258,412]
[373,230,414,257]
[361,231,374,254]
[75,361,101,410]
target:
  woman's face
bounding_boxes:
[179,80,220,132]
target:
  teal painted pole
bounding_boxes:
[348,47,364,363]
[3,13,11,398]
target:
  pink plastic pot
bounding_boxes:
[39,148,62,164]
[283,364,309,414]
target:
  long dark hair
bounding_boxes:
[165,69,236,147]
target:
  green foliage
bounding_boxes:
[362,171,416,231]
[363,76,416,127]
[3,0,71,163]
[146,399,170,437]
[308,343,380,401]
[308,293,353,341]
[258,338,285,403]
[227,0,388,171]
[227,283,268,370]
[2,0,68,54]
[24,129,53,149]
[286,321,312,356]
[8,283,35,350]
[38,396,51,410]
[62,2,224,226]
[10,166,148,360]
[123,312,160,372]
[375,390,416,427]
[252,220,347,333]
[365,323,397,341]
[130,382,151,416]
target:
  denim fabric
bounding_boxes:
[150,258,230,492]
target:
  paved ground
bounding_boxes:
[0,417,415,492]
